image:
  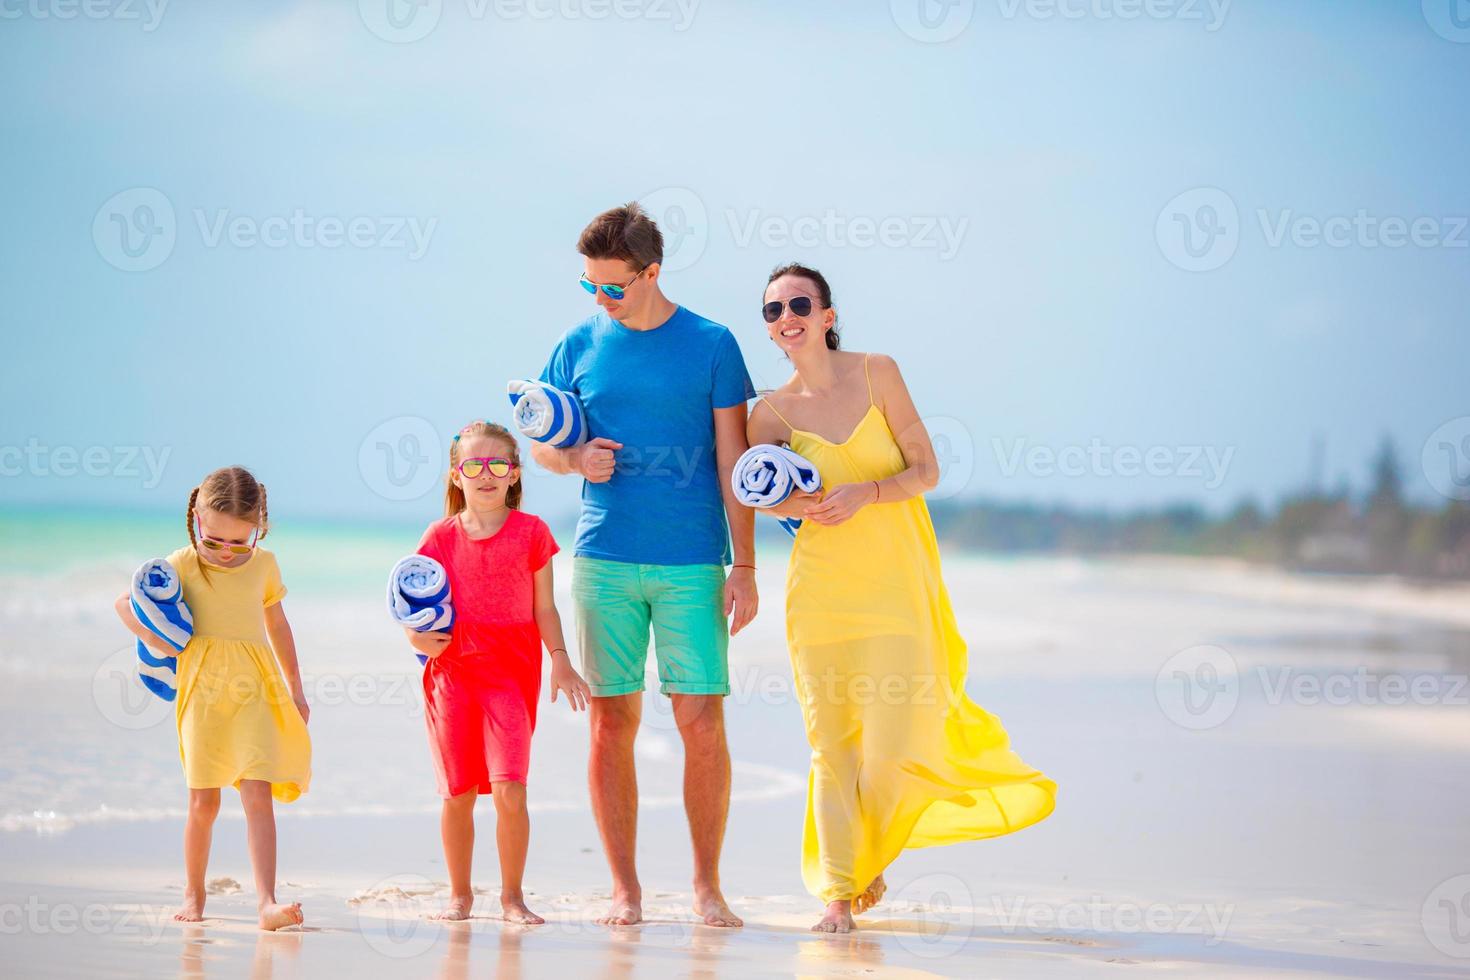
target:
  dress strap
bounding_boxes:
[863,353,874,406]
[756,397,797,431]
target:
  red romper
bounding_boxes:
[415,510,559,796]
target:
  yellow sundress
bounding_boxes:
[763,355,1057,904]
[166,545,311,802]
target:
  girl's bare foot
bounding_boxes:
[852,873,887,915]
[812,899,854,934]
[500,896,545,925]
[434,895,474,921]
[693,887,744,928]
[258,902,303,931]
[174,891,205,922]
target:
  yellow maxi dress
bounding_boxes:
[764,357,1057,904]
[167,545,311,802]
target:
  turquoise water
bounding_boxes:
[0,505,796,596]
[0,506,461,596]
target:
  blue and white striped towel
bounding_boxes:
[732,444,823,538]
[130,558,193,702]
[388,555,454,666]
[506,379,588,449]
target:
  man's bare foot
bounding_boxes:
[693,887,743,928]
[500,895,545,925]
[433,895,474,921]
[174,891,205,922]
[851,873,886,916]
[812,900,854,934]
[258,902,304,931]
[595,890,642,926]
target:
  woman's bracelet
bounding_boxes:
[732,563,756,571]
[871,480,881,503]
[549,647,568,657]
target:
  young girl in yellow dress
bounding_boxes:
[113,466,311,931]
[747,264,1058,934]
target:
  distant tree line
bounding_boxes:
[925,438,1470,581]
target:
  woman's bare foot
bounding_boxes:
[812,899,854,934]
[433,895,474,921]
[258,902,303,931]
[851,873,887,916]
[174,891,205,922]
[500,894,545,925]
[595,889,643,926]
[693,887,744,928]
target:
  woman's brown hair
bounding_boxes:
[445,421,523,517]
[186,466,269,583]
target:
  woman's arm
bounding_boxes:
[113,593,179,657]
[745,399,820,520]
[867,353,941,503]
[264,602,309,723]
[803,354,940,526]
[533,560,589,711]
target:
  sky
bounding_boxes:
[2,0,1466,528]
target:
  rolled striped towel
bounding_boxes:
[130,558,193,702]
[388,555,454,666]
[507,379,588,449]
[732,444,822,538]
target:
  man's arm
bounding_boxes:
[531,438,622,482]
[715,402,758,635]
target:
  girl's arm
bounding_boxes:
[264,603,309,724]
[405,628,451,659]
[533,560,590,712]
[113,593,179,657]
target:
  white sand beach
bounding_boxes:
[3,543,1469,977]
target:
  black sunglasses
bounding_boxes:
[762,295,820,323]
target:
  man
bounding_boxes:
[532,202,758,927]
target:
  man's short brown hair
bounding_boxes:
[578,202,664,270]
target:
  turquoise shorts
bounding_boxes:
[571,557,729,698]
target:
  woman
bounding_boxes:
[746,263,1057,933]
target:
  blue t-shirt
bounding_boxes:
[539,306,756,566]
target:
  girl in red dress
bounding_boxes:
[407,420,591,923]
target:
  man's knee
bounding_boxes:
[673,695,725,746]
[591,696,641,746]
